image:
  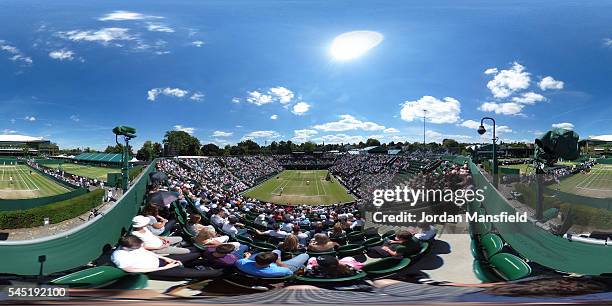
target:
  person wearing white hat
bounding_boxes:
[131,215,190,255]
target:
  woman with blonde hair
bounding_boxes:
[194,226,239,249]
[307,233,339,252]
[278,234,304,253]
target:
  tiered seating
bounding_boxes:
[468,201,532,282]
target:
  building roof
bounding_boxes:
[587,135,612,142]
[0,134,46,142]
[74,152,124,163]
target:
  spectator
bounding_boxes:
[111,235,222,279]
[367,230,420,258]
[308,233,339,252]
[235,250,309,278]
[131,216,190,255]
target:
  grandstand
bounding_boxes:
[0,134,59,156]
[0,153,610,303]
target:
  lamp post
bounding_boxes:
[477,117,498,188]
[112,126,137,192]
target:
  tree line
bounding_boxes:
[59,130,483,161]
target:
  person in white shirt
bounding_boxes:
[413,222,437,241]
[210,208,227,228]
[131,215,190,254]
[256,223,289,239]
[112,235,222,279]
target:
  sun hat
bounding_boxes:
[132,215,150,228]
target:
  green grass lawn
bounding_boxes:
[242,170,356,205]
[47,163,120,181]
[551,164,612,198]
[0,165,71,199]
[500,163,535,175]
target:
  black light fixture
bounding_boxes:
[477,125,486,135]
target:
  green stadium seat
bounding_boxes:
[234,235,254,246]
[480,233,504,259]
[104,273,149,290]
[362,237,384,248]
[362,257,411,277]
[294,270,367,284]
[50,266,127,288]
[381,230,396,240]
[252,241,276,252]
[307,249,337,257]
[336,244,365,258]
[224,271,293,290]
[411,241,430,258]
[489,253,532,281]
[472,260,501,283]
[470,239,482,260]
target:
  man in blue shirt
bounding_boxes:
[236,250,309,277]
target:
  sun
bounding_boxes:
[330,30,383,61]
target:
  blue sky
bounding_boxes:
[1,0,611,150]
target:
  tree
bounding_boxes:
[136,141,162,161]
[365,138,381,147]
[300,141,316,152]
[237,140,261,155]
[104,143,134,156]
[163,131,201,156]
[201,143,221,156]
[442,139,459,149]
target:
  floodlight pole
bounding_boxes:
[480,117,498,188]
[113,126,136,192]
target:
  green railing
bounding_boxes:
[0,160,155,276]
[464,157,611,276]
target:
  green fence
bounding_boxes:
[0,188,88,212]
[465,158,612,276]
[499,167,520,175]
[0,160,155,276]
[597,158,612,164]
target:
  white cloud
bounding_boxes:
[190,92,204,101]
[484,67,498,75]
[270,114,278,120]
[603,38,612,48]
[0,43,32,65]
[478,102,524,115]
[538,76,564,91]
[552,122,574,130]
[400,96,461,124]
[292,102,310,115]
[69,115,80,122]
[312,134,365,144]
[60,28,134,43]
[242,130,281,141]
[2,129,17,134]
[212,131,233,137]
[174,125,195,134]
[511,92,545,104]
[99,11,160,21]
[486,62,530,98]
[48,49,75,61]
[313,114,385,132]
[383,128,400,133]
[459,120,513,137]
[231,97,241,104]
[146,23,174,33]
[246,91,273,106]
[268,87,294,104]
[147,87,190,101]
[292,129,318,142]
[192,40,205,47]
[24,116,36,121]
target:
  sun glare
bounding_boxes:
[330,30,383,61]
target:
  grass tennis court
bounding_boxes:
[46,163,120,181]
[0,165,70,199]
[242,170,356,205]
[552,164,612,198]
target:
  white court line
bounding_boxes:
[18,166,40,191]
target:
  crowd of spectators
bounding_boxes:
[27,160,102,188]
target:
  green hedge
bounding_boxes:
[0,188,88,212]
[0,189,104,229]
